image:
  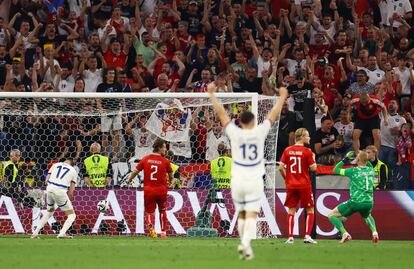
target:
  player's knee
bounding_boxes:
[306,207,314,214]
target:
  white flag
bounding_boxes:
[145,100,192,142]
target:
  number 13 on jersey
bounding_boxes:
[240,143,258,160]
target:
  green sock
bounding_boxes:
[364,215,377,233]
[329,216,347,235]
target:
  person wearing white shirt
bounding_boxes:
[347,54,385,85]
[31,159,78,239]
[125,114,157,160]
[378,0,413,28]
[151,73,171,92]
[379,100,406,168]
[36,48,61,83]
[57,63,76,92]
[206,122,230,161]
[285,48,307,77]
[334,110,354,151]
[393,55,414,96]
[249,33,272,78]
[79,56,103,92]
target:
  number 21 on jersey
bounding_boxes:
[289,156,302,174]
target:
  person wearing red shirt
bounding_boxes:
[309,32,330,60]
[279,128,317,244]
[102,26,130,69]
[350,93,388,153]
[128,139,174,238]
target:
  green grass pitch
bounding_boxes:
[0,236,412,269]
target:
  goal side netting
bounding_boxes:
[0,92,279,238]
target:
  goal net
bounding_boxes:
[0,92,279,238]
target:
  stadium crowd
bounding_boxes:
[0,0,413,190]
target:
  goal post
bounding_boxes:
[0,92,279,238]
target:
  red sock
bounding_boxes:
[145,214,155,229]
[160,210,167,232]
[287,214,295,238]
[305,213,314,236]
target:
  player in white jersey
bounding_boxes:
[208,83,288,260]
[31,159,78,239]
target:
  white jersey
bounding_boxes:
[357,67,385,85]
[132,128,157,160]
[206,130,230,161]
[334,121,354,144]
[225,120,272,177]
[381,113,406,148]
[393,67,413,95]
[47,162,78,190]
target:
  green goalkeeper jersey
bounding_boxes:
[335,164,375,204]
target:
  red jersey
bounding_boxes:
[136,153,172,190]
[351,95,384,119]
[104,50,127,69]
[280,145,316,189]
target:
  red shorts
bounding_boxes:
[144,187,167,213]
[284,187,314,209]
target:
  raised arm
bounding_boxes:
[207,83,231,126]
[266,87,288,122]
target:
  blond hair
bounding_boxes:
[295,128,309,142]
[365,145,378,155]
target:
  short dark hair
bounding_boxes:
[153,139,166,153]
[320,115,331,124]
[240,111,255,125]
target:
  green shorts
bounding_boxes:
[337,200,373,218]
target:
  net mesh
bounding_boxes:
[0,94,279,238]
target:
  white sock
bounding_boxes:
[58,213,76,236]
[237,218,245,239]
[33,211,53,236]
[241,218,257,248]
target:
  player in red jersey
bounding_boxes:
[279,128,317,244]
[128,139,173,238]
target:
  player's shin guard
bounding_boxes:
[364,215,377,233]
[328,216,347,235]
[305,213,314,236]
[160,210,167,232]
[241,218,256,248]
[237,218,245,239]
[287,214,295,238]
[32,211,54,236]
[58,213,76,236]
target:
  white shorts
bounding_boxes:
[101,114,122,132]
[46,187,73,212]
[230,174,264,212]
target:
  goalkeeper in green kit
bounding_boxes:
[328,150,379,244]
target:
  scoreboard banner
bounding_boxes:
[1,190,413,240]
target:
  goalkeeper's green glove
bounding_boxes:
[342,151,355,163]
